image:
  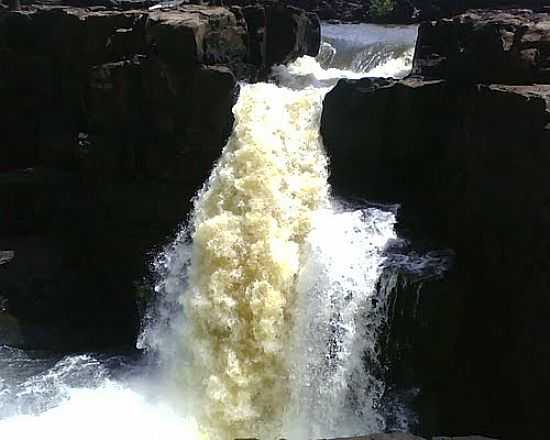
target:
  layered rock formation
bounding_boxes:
[0,3,319,349]
[322,8,550,440]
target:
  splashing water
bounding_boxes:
[177,83,330,439]
[284,207,397,438]
[0,24,419,440]
[140,24,414,437]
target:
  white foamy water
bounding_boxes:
[273,44,414,90]
[284,207,397,438]
[0,23,417,440]
[0,381,200,440]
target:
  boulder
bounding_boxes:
[265,3,320,67]
[413,9,550,84]
[0,312,23,347]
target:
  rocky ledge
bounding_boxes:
[413,8,550,83]
[229,0,550,24]
[321,435,498,440]
[0,2,319,350]
[322,8,550,440]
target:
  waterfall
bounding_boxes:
[150,48,407,438]
[0,23,419,440]
[179,83,330,440]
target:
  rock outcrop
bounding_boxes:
[0,3,319,350]
[321,8,550,440]
[226,0,550,24]
[413,9,550,84]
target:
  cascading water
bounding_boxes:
[0,24,422,440]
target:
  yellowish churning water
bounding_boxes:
[182,83,329,439]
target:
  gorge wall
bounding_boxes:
[0,3,319,349]
[322,9,550,440]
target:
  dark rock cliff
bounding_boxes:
[321,8,550,440]
[0,3,320,350]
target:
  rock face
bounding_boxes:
[321,8,550,440]
[0,3,320,350]
[413,9,550,84]
[224,0,550,24]
[332,434,427,440]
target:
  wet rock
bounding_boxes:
[0,312,23,347]
[413,9,550,84]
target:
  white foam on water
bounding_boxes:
[0,380,200,440]
[366,47,414,78]
[273,45,414,90]
[284,207,397,439]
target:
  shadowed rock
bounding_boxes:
[321,8,550,440]
[413,9,550,84]
[0,3,320,350]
